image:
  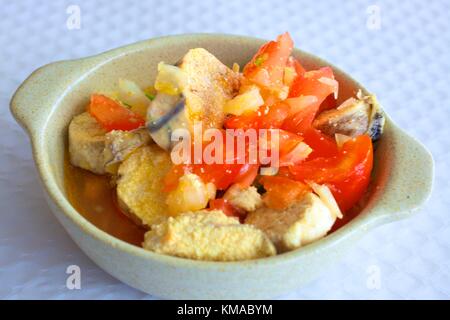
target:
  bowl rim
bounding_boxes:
[10,33,434,269]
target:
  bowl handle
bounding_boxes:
[10,60,89,137]
[373,124,434,221]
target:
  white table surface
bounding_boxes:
[1,0,449,299]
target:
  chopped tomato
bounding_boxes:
[258,129,309,167]
[286,56,306,78]
[289,135,373,211]
[209,198,239,217]
[225,102,291,130]
[88,94,145,132]
[289,134,372,183]
[281,67,338,138]
[225,97,316,131]
[289,67,337,100]
[163,132,260,191]
[302,128,339,159]
[281,96,321,135]
[164,162,246,192]
[259,176,310,210]
[258,103,291,129]
[234,163,259,188]
[329,161,372,212]
[224,108,260,130]
[319,93,337,112]
[243,32,294,90]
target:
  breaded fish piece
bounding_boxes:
[148,48,241,150]
[179,48,241,128]
[68,112,150,174]
[245,193,336,252]
[143,210,276,261]
[116,145,172,227]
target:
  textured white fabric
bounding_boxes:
[0,0,449,299]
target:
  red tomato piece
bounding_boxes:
[243,32,294,90]
[163,132,260,191]
[259,175,310,210]
[288,135,373,211]
[289,67,337,99]
[302,128,339,159]
[88,94,145,132]
[234,163,260,188]
[281,96,321,135]
[319,93,337,112]
[289,135,372,183]
[286,56,306,78]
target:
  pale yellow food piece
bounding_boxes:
[223,85,264,116]
[224,185,263,212]
[245,193,336,252]
[165,173,216,215]
[180,48,241,128]
[116,145,172,227]
[143,210,276,261]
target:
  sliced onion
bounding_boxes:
[259,167,279,176]
[307,181,343,219]
[279,142,312,166]
[118,78,149,118]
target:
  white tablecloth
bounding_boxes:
[1,0,449,299]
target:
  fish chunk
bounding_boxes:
[116,145,172,227]
[69,112,108,174]
[143,210,276,261]
[68,112,150,174]
[103,128,151,174]
[313,93,385,141]
[147,48,241,150]
[245,193,336,252]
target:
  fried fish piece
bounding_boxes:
[116,145,171,227]
[143,210,276,261]
[148,48,241,150]
[245,193,336,252]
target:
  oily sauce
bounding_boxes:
[64,152,146,246]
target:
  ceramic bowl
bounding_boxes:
[10,34,433,299]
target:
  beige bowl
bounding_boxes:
[10,34,433,299]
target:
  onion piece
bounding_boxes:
[307,181,343,219]
[280,142,312,166]
[118,79,150,118]
[223,85,264,116]
[154,62,187,96]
